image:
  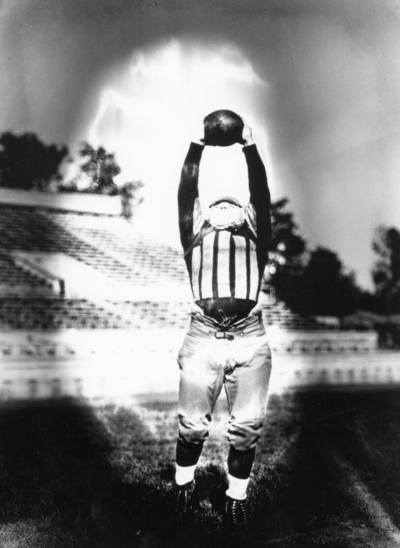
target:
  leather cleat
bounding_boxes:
[174,479,196,515]
[224,496,249,530]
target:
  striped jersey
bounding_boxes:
[178,142,271,322]
[189,229,260,303]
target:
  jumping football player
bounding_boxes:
[175,112,272,529]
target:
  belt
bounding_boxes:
[191,312,264,340]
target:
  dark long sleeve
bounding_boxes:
[242,144,271,261]
[178,142,204,251]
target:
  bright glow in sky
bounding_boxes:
[73,40,272,247]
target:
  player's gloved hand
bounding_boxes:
[242,124,254,147]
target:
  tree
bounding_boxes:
[0,132,68,191]
[292,247,360,317]
[265,198,362,317]
[372,226,400,314]
[120,180,144,221]
[74,142,121,195]
[267,198,308,302]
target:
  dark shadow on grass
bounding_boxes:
[245,387,400,548]
[292,387,400,530]
[245,391,374,547]
[0,398,174,548]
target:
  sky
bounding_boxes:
[1,0,400,289]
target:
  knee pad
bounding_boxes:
[227,418,263,451]
[178,413,212,444]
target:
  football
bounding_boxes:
[203,109,244,147]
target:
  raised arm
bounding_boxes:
[178,142,205,251]
[242,126,271,259]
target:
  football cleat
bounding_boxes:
[225,496,248,530]
[174,480,196,515]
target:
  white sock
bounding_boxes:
[175,464,196,486]
[226,474,249,501]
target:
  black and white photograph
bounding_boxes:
[1,1,400,546]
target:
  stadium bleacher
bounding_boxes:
[0,198,326,332]
[0,252,54,291]
[44,210,187,286]
[0,298,131,330]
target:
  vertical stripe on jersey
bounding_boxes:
[212,231,219,298]
[229,234,236,297]
[191,245,201,301]
[249,239,259,301]
[246,238,251,299]
[201,232,214,299]
[232,235,247,299]
[217,231,232,298]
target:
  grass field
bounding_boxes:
[2,387,400,547]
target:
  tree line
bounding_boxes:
[0,131,132,195]
[268,198,400,321]
[0,131,399,321]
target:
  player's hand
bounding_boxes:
[242,124,254,147]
